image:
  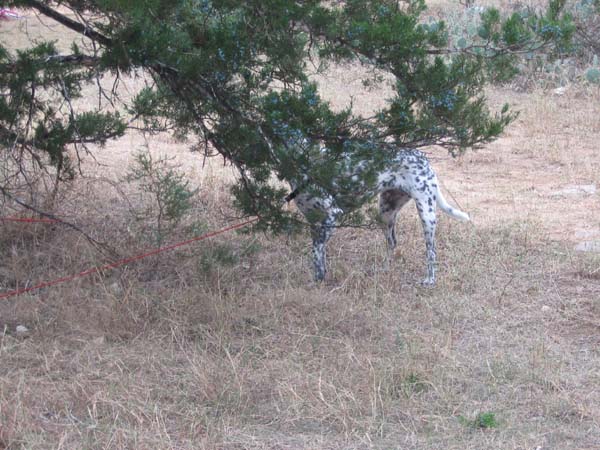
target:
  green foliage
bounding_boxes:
[125,150,197,245]
[586,66,600,82]
[444,3,574,81]
[198,239,261,274]
[459,411,500,429]
[476,411,499,429]
[506,0,600,88]
[0,39,127,182]
[400,372,429,397]
[1,0,575,230]
[198,243,239,274]
[570,0,600,82]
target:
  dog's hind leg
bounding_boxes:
[379,190,411,254]
[414,197,438,286]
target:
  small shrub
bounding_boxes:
[198,243,240,274]
[382,370,430,400]
[586,66,600,82]
[441,0,600,89]
[125,149,197,245]
[459,411,500,429]
[402,372,429,397]
[475,411,499,429]
[573,0,600,55]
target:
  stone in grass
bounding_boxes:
[551,184,596,196]
[575,241,600,253]
[15,325,29,335]
[553,86,568,96]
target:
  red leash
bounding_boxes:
[0,217,258,300]
[1,217,60,223]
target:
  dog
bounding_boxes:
[290,147,469,285]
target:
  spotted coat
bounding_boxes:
[293,149,469,285]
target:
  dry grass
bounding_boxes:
[2,4,600,449]
[2,202,600,449]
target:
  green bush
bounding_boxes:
[125,150,197,245]
[459,411,500,429]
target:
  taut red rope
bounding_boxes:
[0,217,258,300]
[1,217,60,223]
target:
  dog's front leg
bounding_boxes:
[310,215,336,282]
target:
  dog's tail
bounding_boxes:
[435,184,470,222]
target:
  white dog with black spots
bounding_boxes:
[292,148,469,285]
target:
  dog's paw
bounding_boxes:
[420,277,436,287]
[380,260,392,272]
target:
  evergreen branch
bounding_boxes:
[0,54,101,74]
[0,123,126,149]
[23,0,112,46]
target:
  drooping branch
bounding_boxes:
[0,54,101,74]
[0,184,116,256]
[24,0,112,47]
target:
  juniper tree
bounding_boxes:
[0,0,573,230]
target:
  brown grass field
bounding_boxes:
[1,3,600,449]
